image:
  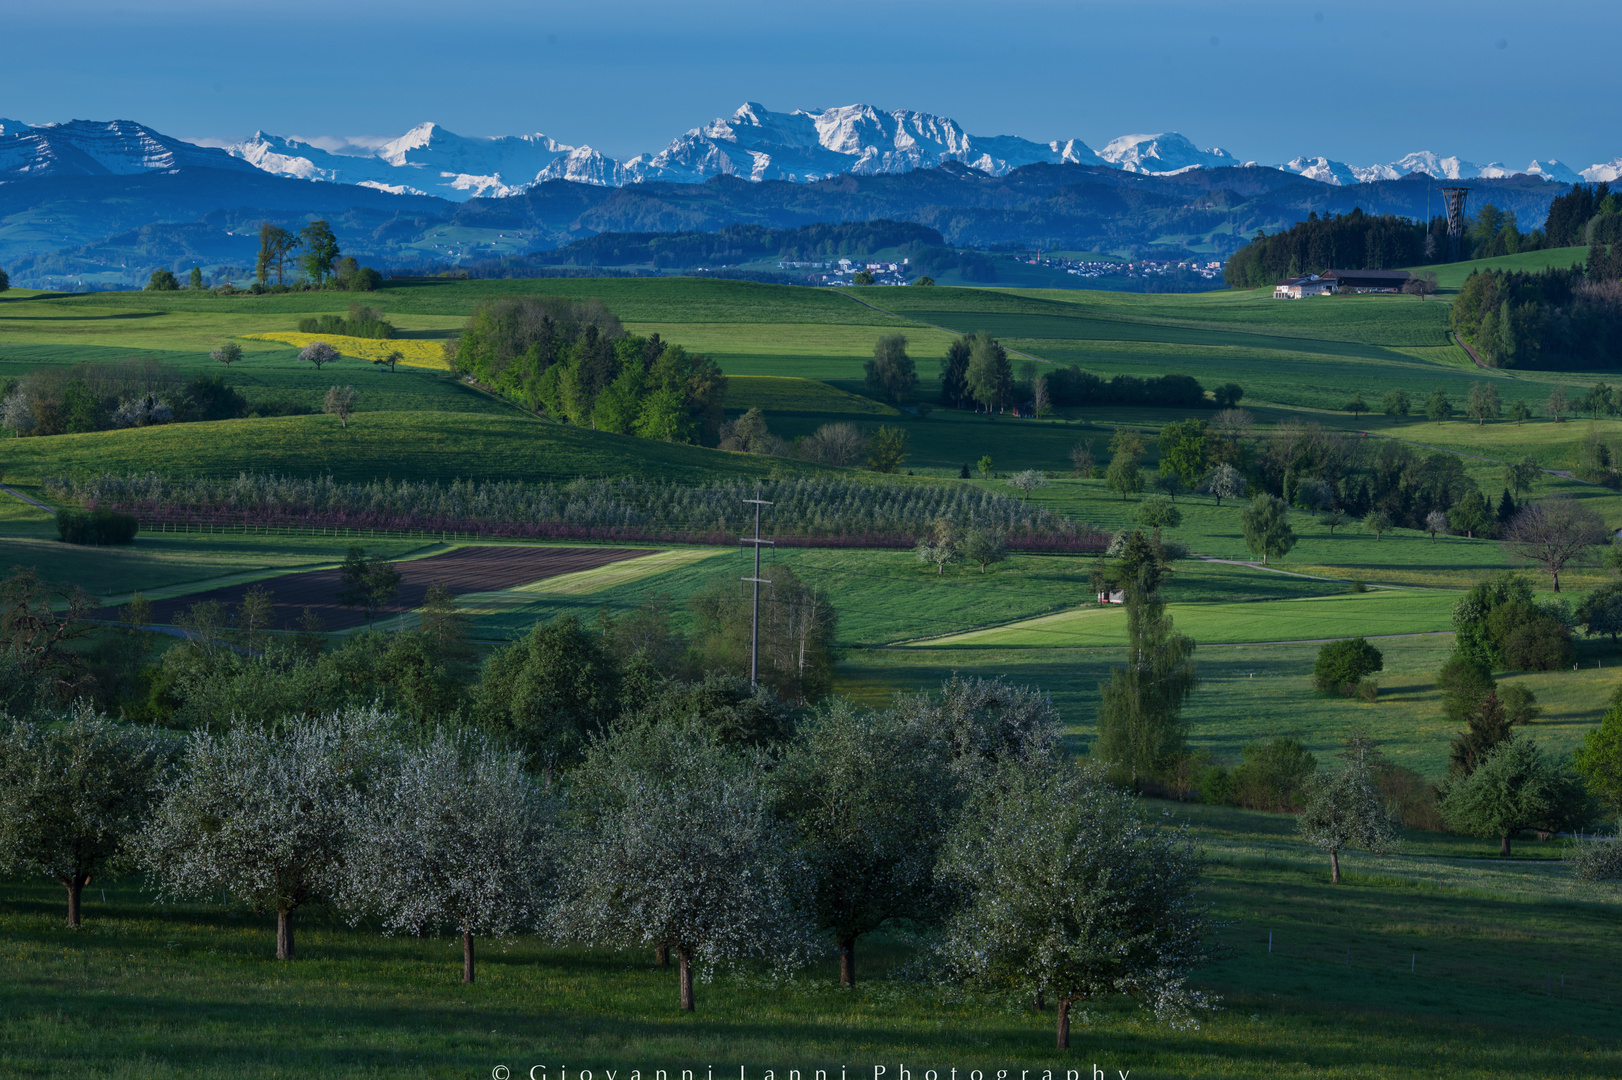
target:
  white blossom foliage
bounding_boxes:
[1297,757,1398,882]
[137,707,391,934]
[550,721,814,990]
[340,728,553,942]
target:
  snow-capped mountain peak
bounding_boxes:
[5,106,1618,202]
[1100,133,1240,173]
[0,118,256,179]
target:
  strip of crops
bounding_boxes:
[48,473,1106,552]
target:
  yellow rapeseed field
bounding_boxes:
[243,332,452,371]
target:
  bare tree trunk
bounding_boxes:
[655,944,669,967]
[276,908,295,960]
[65,874,87,929]
[678,946,695,1011]
[1056,996,1072,1049]
[839,935,856,987]
[1501,833,1513,857]
[463,931,475,984]
[1330,848,1341,884]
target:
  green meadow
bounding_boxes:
[2,800,1617,1080]
[4,264,1622,1076]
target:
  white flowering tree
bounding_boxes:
[0,707,176,927]
[776,700,957,987]
[550,720,812,1011]
[937,759,1216,1049]
[1298,752,1399,883]
[341,729,553,983]
[138,707,389,959]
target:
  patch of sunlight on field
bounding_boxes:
[913,589,1459,648]
[726,375,899,415]
[243,332,451,370]
[444,548,721,620]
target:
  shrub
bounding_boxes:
[1230,737,1318,811]
[56,509,138,545]
[1196,765,1234,805]
[1375,764,1447,830]
[1313,637,1383,695]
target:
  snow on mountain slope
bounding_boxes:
[1582,159,1622,183]
[1099,133,1240,173]
[619,102,1100,184]
[1282,155,1359,186]
[0,119,257,179]
[6,108,1617,200]
[225,122,624,199]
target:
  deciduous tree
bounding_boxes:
[323,385,358,428]
[1502,498,1608,592]
[1203,463,1245,506]
[255,223,298,287]
[550,721,812,1011]
[298,220,340,285]
[863,334,917,404]
[0,709,176,927]
[1441,737,1588,856]
[1241,494,1296,564]
[1467,382,1502,425]
[299,341,339,372]
[341,729,553,984]
[937,759,1216,1049]
[776,700,956,986]
[139,708,389,959]
[1298,744,1398,883]
[210,341,242,367]
[474,614,618,786]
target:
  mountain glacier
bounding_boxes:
[2,106,1617,203]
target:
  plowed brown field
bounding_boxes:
[113,545,652,632]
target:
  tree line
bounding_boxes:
[1223,203,1556,289]
[451,295,726,443]
[1452,254,1622,370]
[0,677,1219,1048]
[0,358,292,438]
[251,220,381,292]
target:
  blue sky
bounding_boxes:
[3,0,1618,168]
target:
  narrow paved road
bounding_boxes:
[0,484,55,514]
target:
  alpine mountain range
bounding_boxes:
[3,102,1619,203]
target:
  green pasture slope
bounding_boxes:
[4,272,1622,1075]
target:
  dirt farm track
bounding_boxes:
[110,545,653,632]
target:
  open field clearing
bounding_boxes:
[839,635,1619,775]
[912,590,1460,648]
[723,374,900,415]
[106,544,654,632]
[0,530,429,601]
[241,332,451,370]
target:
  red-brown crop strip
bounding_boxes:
[108,546,652,632]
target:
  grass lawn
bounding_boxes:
[838,634,1620,778]
[2,802,1617,1079]
[915,590,1461,648]
[0,411,815,487]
